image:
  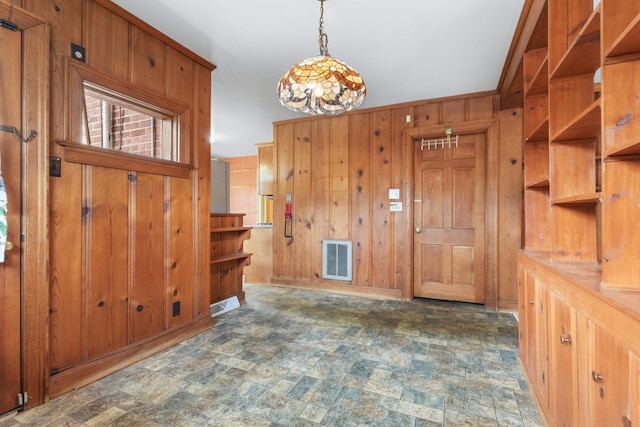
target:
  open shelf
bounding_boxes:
[551,100,601,142]
[526,116,549,142]
[526,178,550,189]
[552,192,601,206]
[550,5,601,79]
[604,11,640,58]
[524,49,549,96]
[211,252,252,264]
[210,226,251,233]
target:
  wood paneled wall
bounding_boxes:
[272,92,523,309]
[227,155,258,225]
[18,0,214,403]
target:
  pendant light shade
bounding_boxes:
[276,0,366,115]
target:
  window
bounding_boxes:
[83,87,177,161]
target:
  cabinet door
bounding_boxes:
[548,291,578,427]
[588,323,632,426]
[534,277,549,412]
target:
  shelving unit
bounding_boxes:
[210,213,252,304]
[519,0,640,424]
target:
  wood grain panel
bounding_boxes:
[311,120,331,281]
[194,64,212,317]
[84,1,129,79]
[49,161,83,373]
[131,172,165,342]
[421,244,443,283]
[275,123,294,278]
[415,103,441,127]
[498,109,523,308]
[293,122,313,279]
[468,95,497,121]
[166,47,194,105]
[330,116,350,240]
[85,166,129,360]
[421,169,443,228]
[371,111,392,288]
[349,113,371,286]
[168,176,195,326]
[25,0,82,142]
[452,246,475,286]
[442,99,465,123]
[452,168,474,228]
[130,26,166,95]
[391,107,413,292]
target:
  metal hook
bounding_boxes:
[0,125,38,143]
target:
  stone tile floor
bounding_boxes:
[3,284,543,426]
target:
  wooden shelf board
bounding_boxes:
[211,252,252,264]
[604,140,640,158]
[550,6,601,79]
[525,116,549,142]
[552,192,601,206]
[605,13,640,58]
[525,55,549,97]
[525,178,550,189]
[551,100,600,142]
[210,226,252,233]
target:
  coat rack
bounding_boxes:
[417,128,458,150]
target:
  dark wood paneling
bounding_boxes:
[166,47,194,105]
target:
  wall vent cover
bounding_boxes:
[322,239,352,281]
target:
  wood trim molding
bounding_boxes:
[48,315,213,398]
[21,19,50,410]
[57,140,192,178]
[270,278,407,301]
[0,0,44,29]
[402,118,500,309]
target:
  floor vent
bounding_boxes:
[210,296,240,318]
[322,239,352,281]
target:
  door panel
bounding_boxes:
[413,133,485,303]
[0,27,23,415]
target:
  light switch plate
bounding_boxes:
[389,188,400,200]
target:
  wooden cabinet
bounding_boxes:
[519,252,640,427]
[257,142,274,196]
[520,2,640,423]
[210,213,251,304]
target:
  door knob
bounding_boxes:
[5,241,13,251]
[415,227,422,233]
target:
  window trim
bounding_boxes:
[63,58,193,177]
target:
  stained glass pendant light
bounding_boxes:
[276,0,366,115]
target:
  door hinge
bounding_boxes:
[17,392,28,406]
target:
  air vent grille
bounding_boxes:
[322,239,352,281]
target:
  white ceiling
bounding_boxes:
[111,0,525,159]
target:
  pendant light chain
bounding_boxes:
[318,0,329,56]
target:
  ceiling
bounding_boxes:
[110,0,525,159]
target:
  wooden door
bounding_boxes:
[0,27,24,415]
[413,132,485,303]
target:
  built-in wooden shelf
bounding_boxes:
[551,6,601,79]
[525,54,549,96]
[552,191,601,206]
[526,116,549,142]
[551,100,601,142]
[210,226,252,233]
[526,178,550,189]
[211,252,252,264]
[605,14,640,58]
